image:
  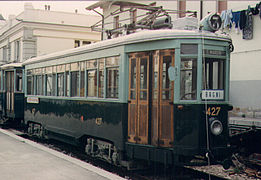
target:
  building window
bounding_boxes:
[113,16,119,38]
[178,0,186,18]
[130,9,137,24]
[14,40,20,62]
[82,41,91,46]
[217,0,227,14]
[3,46,7,62]
[74,40,80,48]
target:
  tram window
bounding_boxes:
[181,44,198,54]
[203,58,225,90]
[0,72,1,90]
[80,71,85,97]
[46,74,55,96]
[80,62,85,97]
[71,71,79,97]
[16,70,23,92]
[98,59,105,98]
[65,72,70,97]
[27,76,33,95]
[87,70,97,97]
[180,58,197,100]
[57,73,64,96]
[130,59,137,100]
[36,75,43,95]
[162,56,172,100]
[140,58,148,100]
[152,53,159,100]
[106,67,119,98]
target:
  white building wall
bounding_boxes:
[36,37,74,56]
[227,1,261,117]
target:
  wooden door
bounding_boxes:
[128,50,174,147]
[128,52,150,144]
[151,50,175,147]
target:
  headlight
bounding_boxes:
[210,120,223,135]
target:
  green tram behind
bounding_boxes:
[0,63,24,127]
[0,15,233,168]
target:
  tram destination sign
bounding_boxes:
[204,49,226,56]
[202,90,224,100]
[27,97,39,104]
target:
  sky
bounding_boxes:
[0,1,99,19]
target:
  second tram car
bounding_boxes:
[0,63,24,127]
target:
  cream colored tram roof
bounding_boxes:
[0,63,23,69]
[23,29,231,66]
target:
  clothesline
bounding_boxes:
[220,1,261,40]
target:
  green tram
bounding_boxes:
[0,63,24,127]
[21,27,233,167]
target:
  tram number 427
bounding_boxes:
[206,107,221,116]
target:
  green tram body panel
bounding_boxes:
[25,98,128,150]
[126,103,231,164]
[0,92,4,117]
[0,92,24,119]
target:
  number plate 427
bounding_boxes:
[206,107,221,116]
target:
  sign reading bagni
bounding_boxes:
[202,90,224,100]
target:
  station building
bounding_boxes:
[87,0,261,118]
[0,3,101,65]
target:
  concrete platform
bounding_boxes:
[0,128,125,180]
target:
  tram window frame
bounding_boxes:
[35,75,43,95]
[203,58,225,90]
[57,73,65,96]
[98,58,105,98]
[0,71,2,91]
[71,63,80,97]
[180,58,197,100]
[105,56,119,99]
[86,59,97,97]
[16,70,23,92]
[180,44,198,101]
[80,62,85,97]
[27,70,33,95]
[46,74,56,96]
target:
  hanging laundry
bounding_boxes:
[231,11,240,29]
[251,5,259,15]
[258,2,261,19]
[239,10,246,30]
[221,9,233,29]
[243,6,253,40]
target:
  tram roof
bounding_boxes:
[23,29,231,65]
[0,63,23,70]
